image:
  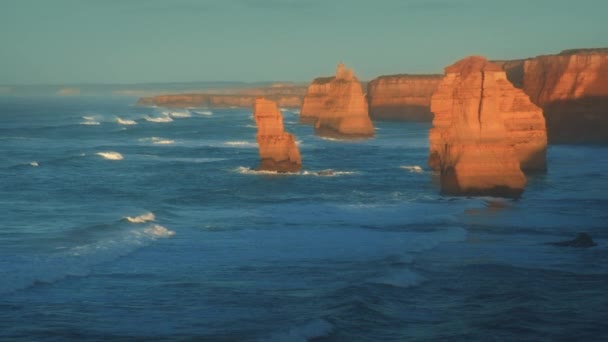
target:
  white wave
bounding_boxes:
[165,110,191,118]
[261,319,333,342]
[401,165,424,173]
[80,120,100,125]
[117,118,137,125]
[279,107,289,112]
[141,224,175,238]
[81,116,95,120]
[125,212,155,223]
[369,268,425,289]
[29,161,39,167]
[145,116,173,123]
[302,169,355,177]
[0,223,174,295]
[194,110,213,116]
[292,109,301,114]
[224,141,256,147]
[236,167,354,177]
[235,166,284,175]
[140,137,175,145]
[96,151,123,160]
[245,124,257,128]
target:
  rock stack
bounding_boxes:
[253,97,302,172]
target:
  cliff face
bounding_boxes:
[137,85,306,109]
[429,56,527,197]
[253,98,302,172]
[300,64,374,138]
[367,74,442,121]
[500,49,608,143]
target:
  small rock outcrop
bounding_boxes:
[429,56,527,197]
[253,98,302,172]
[367,74,442,121]
[300,64,374,138]
[548,233,597,248]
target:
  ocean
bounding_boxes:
[1,96,607,341]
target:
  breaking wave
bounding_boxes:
[224,141,256,147]
[0,223,175,295]
[125,212,156,223]
[80,120,100,125]
[194,110,213,116]
[235,167,355,177]
[117,118,137,125]
[164,110,191,118]
[145,116,173,123]
[140,137,175,145]
[400,165,424,173]
[29,161,39,167]
[96,151,123,160]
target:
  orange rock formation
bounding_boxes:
[253,98,302,172]
[429,56,528,197]
[367,74,442,121]
[300,64,374,138]
[137,85,306,109]
[499,48,608,143]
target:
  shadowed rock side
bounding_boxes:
[367,74,442,121]
[429,56,527,197]
[499,49,608,143]
[300,64,374,138]
[253,98,302,172]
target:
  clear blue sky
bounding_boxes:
[1,0,606,84]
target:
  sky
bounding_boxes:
[0,0,607,85]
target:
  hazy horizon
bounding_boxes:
[1,0,607,85]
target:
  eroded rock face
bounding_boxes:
[137,85,306,109]
[367,74,442,121]
[500,49,608,143]
[253,98,302,172]
[429,56,527,197]
[300,64,374,138]
[431,57,547,172]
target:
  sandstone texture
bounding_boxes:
[500,48,608,143]
[137,84,306,109]
[367,74,442,121]
[300,64,374,138]
[429,56,528,197]
[253,98,302,172]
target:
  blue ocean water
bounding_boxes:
[0,96,607,341]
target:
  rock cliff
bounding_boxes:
[367,74,442,121]
[253,98,302,172]
[499,48,608,143]
[137,84,306,109]
[300,64,374,138]
[429,56,527,197]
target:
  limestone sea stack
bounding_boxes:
[430,57,547,172]
[367,74,442,121]
[300,64,374,138]
[253,97,302,172]
[499,48,608,143]
[429,56,527,197]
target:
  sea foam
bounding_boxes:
[125,212,156,223]
[194,110,213,116]
[117,118,137,125]
[145,116,173,123]
[96,151,124,160]
[165,110,191,118]
[141,137,175,145]
[401,165,424,173]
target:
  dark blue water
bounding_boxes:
[1,96,607,341]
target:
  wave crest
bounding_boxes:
[401,165,424,173]
[125,212,155,223]
[117,118,137,125]
[145,116,173,123]
[96,151,123,160]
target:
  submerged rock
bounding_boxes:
[253,97,302,173]
[548,233,597,248]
